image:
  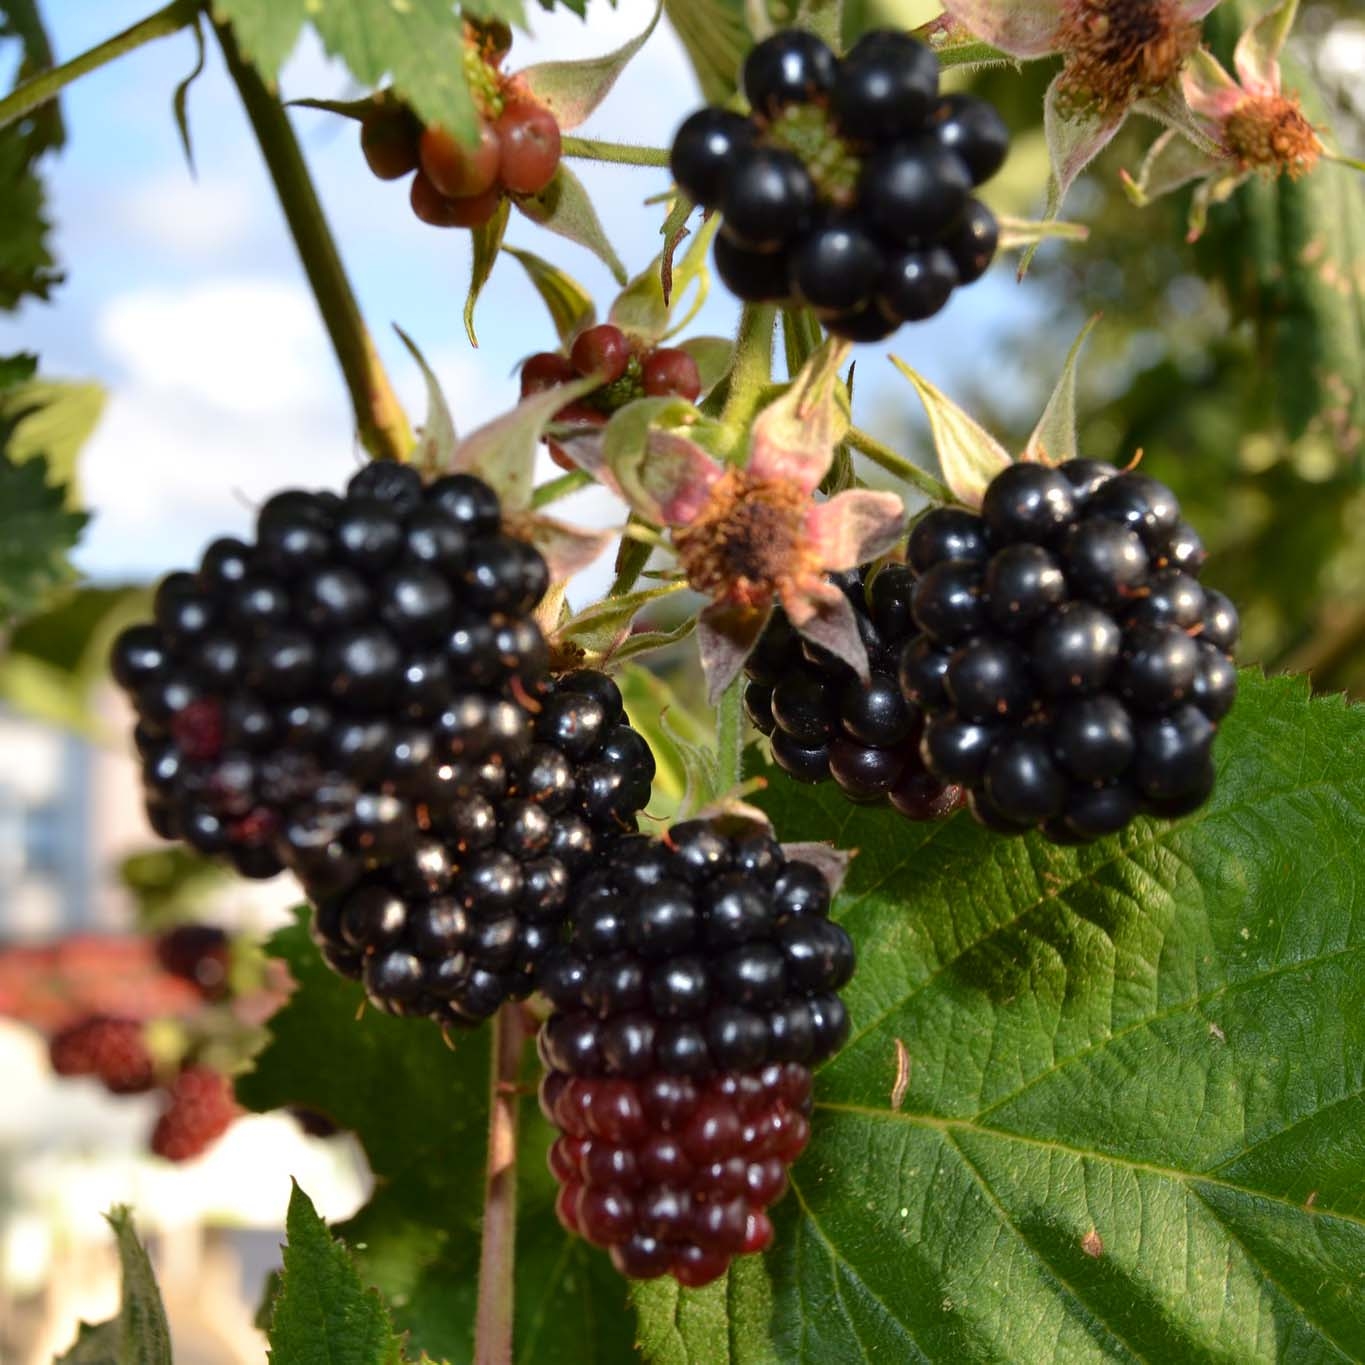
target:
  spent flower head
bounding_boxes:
[568,341,906,702]
[940,0,1223,230]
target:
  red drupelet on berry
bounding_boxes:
[308,670,656,1027]
[110,462,551,884]
[669,29,1010,340]
[901,461,1238,842]
[744,565,965,819]
[49,1015,156,1095]
[149,1065,238,1162]
[537,820,852,1284]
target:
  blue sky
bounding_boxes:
[3,1,1051,601]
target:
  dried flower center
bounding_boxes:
[1055,0,1201,114]
[1224,93,1320,176]
[674,469,814,607]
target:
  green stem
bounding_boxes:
[474,1003,524,1365]
[560,135,671,167]
[609,531,653,598]
[214,20,412,463]
[846,425,954,505]
[715,672,745,795]
[530,469,591,508]
[718,304,777,431]
[0,0,198,133]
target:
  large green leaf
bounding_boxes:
[212,0,526,142]
[268,1182,410,1365]
[237,911,635,1364]
[635,670,1365,1362]
[0,449,87,625]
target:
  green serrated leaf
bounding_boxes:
[505,246,596,346]
[518,0,661,132]
[56,1207,173,1365]
[515,162,628,284]
[268,1182,408,1365]
[464,197,511,347]
[637,670,1365,1362]
[237,911,635,1363]
[0,127,62,310]
[0,450,88,626]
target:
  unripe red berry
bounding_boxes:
[419,121,502,199]
[641,348,702,401]
[496,101,562,195]
[410,171,461,227]
[521,352,577,396]
[360,110,420,180]
[570,324,631,383]
[447,185,503,228]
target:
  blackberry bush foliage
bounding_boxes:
[903,461,1238,841]
[670,29,1008,338]
[17,0,1365,1360]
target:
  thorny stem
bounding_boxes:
[0,0,199,134]
[846,425,955,505]
[560,135,671,167]
[475,1003,526,1365]
[215,20,413,463]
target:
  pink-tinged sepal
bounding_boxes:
[936,0,1065,59]
[805,490,907,571]
[783,580,870,684]
[601,397,723,527]
[1234,0,1295,97]
[747,339,852,494]
[1041,74,1129,221]
[697,601,773,706]
[517,513,615,584]
[1179,49,1244,125]
[1122,129,1229,226]
[1178,0,1225,21]
[889,356,1011,510]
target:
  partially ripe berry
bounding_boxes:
[641,348,702,401]
[521,351,577,396]
[419,121,502,199]
[571,324,631,383]
[410,171,461,227]
[496,101,562,195]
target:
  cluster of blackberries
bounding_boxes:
[359,26,561,229]
[900,461,1238,841]
[112,462,658,1023]
[670,28,1008,339]
[521,322,703,470]
[310,671,656,1027]
[111,462,549,884]
[538,819,850,1284]
[744,567,964,820]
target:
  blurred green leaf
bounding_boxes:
[238,911,635,1363]
[661,0,748,103]
[506,246,596,347]
[0,449,87,626]
[636,671,1365,1361]
[0,371,105,498]
[56,1207,172,1364]
[268,1182,410,1365]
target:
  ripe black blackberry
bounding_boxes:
[744,567,964,820]
[308,670,656,1028]
[110,462,550,883]
[669,28,1009,339]
[537,819,850,1284]
[537,821,854,1078]
[900,462,1238,842]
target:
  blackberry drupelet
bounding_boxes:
[49,1016,156,1095]
[307,670,656,1028]
[538,819,852,1284]
[744,566,965,820]
[110,462,550,884]
[149,1065,238,1162]
[669,28,1010,339]
[900,462,1239,842]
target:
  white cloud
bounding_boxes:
[113,172,258,261]
[95,278,335,416]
